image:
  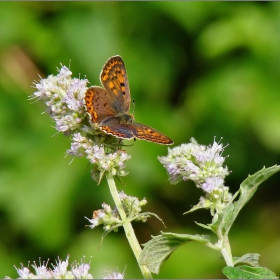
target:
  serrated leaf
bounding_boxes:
[139,232,210,274]
[233,253,260,267]
[223,265,278,279]
[222,165,280,234]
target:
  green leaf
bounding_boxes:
[240,165,280,202]
[184,203,204,214]
[222,165,280,234]
[195,221,212,231]
[139,232,211,274]
[233,253,260,267]
[222,265,278,279]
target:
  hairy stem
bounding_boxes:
[220,235,234,267]
[106,172,153,279]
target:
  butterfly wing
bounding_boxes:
[99,122,173,144]
[85,86,119,123]
[101,122,135,140]
[100,55,131,113]
[129,123,174,145]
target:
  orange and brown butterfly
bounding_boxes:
[84,55,173,145]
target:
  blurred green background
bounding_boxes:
[1,2,280,278]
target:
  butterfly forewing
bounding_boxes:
[100,56,131,113]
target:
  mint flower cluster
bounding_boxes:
[33,66,88,134]
[118,191,148,222]
[159,138,231,213]
[32,65,131,183]
[86,191,148,232]
[12,255,124,279]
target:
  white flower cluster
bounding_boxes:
[118,191,148,222]
[33,66,88,134]
[67,133,131,183]
[102,271,125,279]
[13,255,93,279]
[11,255,124,279]
[86,191,148,231]
[159,138,229,194]
[85,202,121,231]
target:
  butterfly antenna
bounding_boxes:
[132,99,135,114]
[85,162,90,171]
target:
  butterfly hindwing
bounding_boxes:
[101,123,134,139]
[129,123,173,144]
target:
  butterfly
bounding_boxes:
[84,55,173,145]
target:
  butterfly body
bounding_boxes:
[84,56,173,145]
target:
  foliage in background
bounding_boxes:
[0,2,280,278]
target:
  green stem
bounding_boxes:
[205,236,233,266]
[212,212,234,267]
[106,172,153,279]
[221,235,234,266]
